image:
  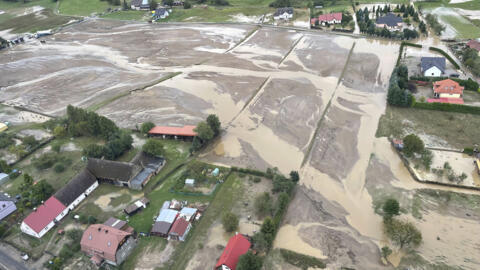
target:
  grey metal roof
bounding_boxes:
[156,209,178,223]
[0,193,15,202]
[376,13,403,27]
[274,7,293,16]
[421,57,446,73]
[130,168,154,188]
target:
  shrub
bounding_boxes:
[279,249,326,269]
[463,147,474,156]
[403,134,424,156]
[429,47,460,69]
[383,198,400,218]
[237,251,263,270]
[254,192,272,217]
[221,212,238,232]
[253,177,261,183]
[53,163,65,173]
[32,153,59,170]
[412,102,480,115]
[140,122,155,134]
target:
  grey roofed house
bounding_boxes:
[87,158,141,184]
[0,193,16,221]
[376,13,403,27]
[131,0,150,9]
[151,221,172,237]
[54,169,97,206]
[421,57,446,73]
[273,7,294,17]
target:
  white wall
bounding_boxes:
[20,220,55,238]
[424,66,442,77]
[439,93,461,98]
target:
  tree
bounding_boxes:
[252,232,269,252]
[194,122,214,142]
[254,192,272,217]
[22,135,38,149]
[383,198,400,218]
[83,144,105,158]
[269,0,291,8]
[289,171,299,182]
[419,21,427,33]
[237,251,263,270]
[141,122,155,134]
[183,1,191,8]
[53,126,67,138]
[206,114,221,136]
[221,212,238,232]
[149,0,158,10]
[381,246,392,260]
[261,216,275,236]
[403,134,424,156]
[384,218,422,249]
[0,160,11,174]
[142,139,164,156]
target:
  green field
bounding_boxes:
[441,14,480,39]
[101,10,148,20]
[0,0,56,11]
[159,6,273,23]
[0,9,75,33]
[58,0,120,16]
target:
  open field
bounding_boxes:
[58,0,120,16]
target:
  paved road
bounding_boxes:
[0,250,28,270]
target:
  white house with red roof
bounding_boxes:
[311,12,342,26]
[215,234,251,270]
[21,197,67,238]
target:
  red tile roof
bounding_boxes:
[169,217,190,237]
[317,12,342,22]
[427,98,464,104]
[148,125,197,137]
[81,224,132,263]
[467,40,480,52]
[215,234,251,270]
[433,79,464,95]
[23,197,66,234]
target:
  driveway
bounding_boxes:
[0,249,28,270]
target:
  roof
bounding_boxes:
[317,12,342,22]
[273,7,293,16]
[131,152,165,171]
[151,221,172,235]
[185,178,195,184]
[0,193,15,202]
[148,125,197,137]
[427,98,464,104]
[23,197,66,234]
[467,40,480,51]
[103,217,127,230]
[376,13,403,27]
[215,234,251,270]
[54,169,97,206]
[81,224,132,263]
[0,173,8,180]
[169,217,190,237]
[180,207,197,216]
[0,123,7,132]
[131,0,149,7]
[124,198,148,215]
[421,57,446,73]
[87,158,141,183]
[130,168,154,187]
[162,201,170,209]
[155,8,167,15]
[156,209,178,223]
[433,79,464,95]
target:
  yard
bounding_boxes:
[58,0,120,16]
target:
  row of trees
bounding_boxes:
[387,65,414,107]
[18,174,54,209]
[425,14,445,36]
[462,47,480,77]
[191,114,221,153]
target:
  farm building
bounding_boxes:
[375,13,403,31]
[168,217,191,241]
[421,57,446,77]
[21,197,67,238]
[433,79,464,99]
[124,197,150,216]
[148,125,197,140]
[131,0,150,10]
[273,7,294,20]
[215,234,251,270]
[81,224,137,266]
[311,12,342,26]
[179,207,197,222]
[54,169,99,216]
[151,208,178,237]
[0,193,16,221]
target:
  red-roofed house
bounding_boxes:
[311,12,342,26]
[168,217,191,241]
[467,40,480,55]
[21,197,67,238]
[215,234,251,270]
[433,79,464,99]
[148,125,197,140]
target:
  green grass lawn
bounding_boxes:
[0,9,75,33]
[0,0,56,12]
[441,15,480,39]
[120,236,168,270]
[160,6,273,22]
[101,10,148,21]
[59,0,120,16]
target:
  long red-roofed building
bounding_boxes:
[311,12,342,26]
[148,125,197,140]
[21,197,67,238]
[215,234,251,270]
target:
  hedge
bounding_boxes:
[409,76,479,91]
[412,102,480,115]
[429,46,460,69]
[463,147,474,156]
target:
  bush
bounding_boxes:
[412,102,480,115]
[269,0,290,7]
[254,192,272,217]
[32,153,59,170]
[403,134,424,156]
[237,251,263,270]
[279,249,326,269]
[183,1,191,8]
[253,177,261,183]
[142,139,164,157]
[221,212,238,232]
[53,163,65,173]
[0,133,14,149]
[140,122,155,134]
[463,147,474,156]
[383,198,400,218]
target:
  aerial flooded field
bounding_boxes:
[1,19,479,269]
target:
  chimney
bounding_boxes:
[105,230,108,234]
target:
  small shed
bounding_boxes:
[392,139,404,150]
[185,179,195,187]
[0,173,9,184]
[179,207,197,222]
[212,168,219,177]
[124,197,150,216]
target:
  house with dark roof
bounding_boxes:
[21,197,67,238]
[168,217,191,241]
[215,234,251,270]
[376,13,403,31]
[421,57,446,77]
[273,7,294,20]
[131,0,150,10]
[153,8,170,20]
[0,193,16,221]
[81,224,137,266]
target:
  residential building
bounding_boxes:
[433,79,464,99]
[21,197,67,238]
[81,224,137,266]
[148,125,197,140]
[375,13,403,31]
[0,193,16,221]
[153,8,170,20]
[131,0,150,10]
[168,217,191,241]
[273,7,294,20]
[421,57,446,77]
[467,39,480,55]
[151,208,178,237]
[215,234,251,270]
[311,12,342,26]
[124,197,150,216]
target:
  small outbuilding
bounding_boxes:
[179,207,197,222]
[168,217,191,241]
[124,197,150,216]
[0,173,9,184]
[185,178,195,187]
